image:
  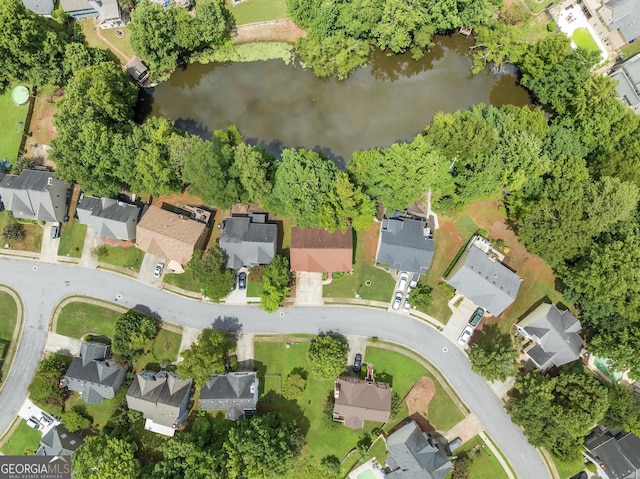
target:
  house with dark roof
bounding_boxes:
[126,371,192,436]
[36,425,84,456]
[601,0,640,44]
[333,366,392,429]
[516,303,584,371]
[290,227,353,273]
[60,0,125,28]
[76,196,141,241]
[0,170,69,222]
[446,237,522,316]
[385,420,453,479]
[376,216,435,274]
[199,372,258,420]
[584,427,640,479]
[136,204,208,266]
[611,54,640,114]
[126,58,149,87]
[22,0,54,15]
[219,214,277,269]
[62,342,127,404]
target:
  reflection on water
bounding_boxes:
[150,35,531,163]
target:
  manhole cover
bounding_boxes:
[442,347,448,353]
[116,294,122,300]
[32,266,37,271]
[279,312,285,317]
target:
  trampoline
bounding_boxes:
[11,86,30,106]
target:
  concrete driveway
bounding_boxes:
[0,258,551,479]
[40,224,58,263]
[79,225,99,268]
[138,252,165,287]
[294,272,323,305]
[443,295,476,345]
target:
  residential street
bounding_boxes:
[0,256,549,479]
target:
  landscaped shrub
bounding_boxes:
[2,222,25,241]
[282,373,307,400]
[547,21,558,32]
[62,407,91,432]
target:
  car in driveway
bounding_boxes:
[398,272,409,291]
[403,299,411,312]
[50,222,61,239]
[569,472,587,479]
[353,353,362,373]
[153,262,165,278]
[392,292,403,310]
[26,417,41,430]
[469,307,485,328]
[457,325,474,345]
[238,272,247,290]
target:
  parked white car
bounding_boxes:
[457,325,474,345]
[398,272,409,291]
[392,292,403,310]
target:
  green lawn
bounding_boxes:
[0,420,41,455]
[453,435,510,479]
[134,328,183,371]
[58,219,87,258]
[164,268,203,293]
[622,41,640,61]
[227,0,287,25]
[254,341,377,470]
[67,392,120,429]
[0,210,43,253]
[553,453,587,479]
[55,301,121,339]
[573,28,600,53]
[80,20,134,61]
[99,245,145,272]
[0,291,17,342]
[523,0,548,13]
[0,86,29,163]
[364,347,464,431]
[323,224,395,302]
[247,281,263,297]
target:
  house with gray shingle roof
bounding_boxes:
[446,238,521,316]
[62,342,127,404]
[376,216,435,274]
[76,196,141,241]
[219,214,277,269]
[199,372,258,420]
[516,303,584,371]
[603,0,640,44]
[584,427,640,479]
[126,370,192,436]
[385,420,453,479]
[22,0,54,15]
[0,170,69,222]
[611,54,640,114]
[36,425,84,456]
[333,368,392,430]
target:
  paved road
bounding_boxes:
[0,257,548,479]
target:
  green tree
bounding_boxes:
[318,171,375,232]
[3,222,25,241]
[62,42,109,78]
[72,436,140,479]
[507,366,608,459]
[112,311,159,360]
[176,327,227,387]
[196,0,234,46]
[188,247,235,301]
[28,355,68,412]
[450,453,473,479]
[231,143,274,206]
[468,324,519,382]
[62,408,91,432]
[223,411,304,479]
[259,256,291,313]
[282,373,306,400]
[307,334,348,379]
[604,384,640,435]
[409,283,432,313]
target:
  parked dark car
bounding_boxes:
[569,472,587,479]
[469,307,485,328]
[238,272,247,290]
[50,222,61,239]
[353,353,362,373]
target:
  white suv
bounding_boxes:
[398,272,409,291]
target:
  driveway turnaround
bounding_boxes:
[0,257,549,479]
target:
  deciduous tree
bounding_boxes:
[307,334,348,379]
[468,324,519,382]
[73,436,140,479]
[176,327,227,387]
[259,256,291,313]
[188,247,235,301]
[112,311,159,360]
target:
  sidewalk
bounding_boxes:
[79,226,99,269]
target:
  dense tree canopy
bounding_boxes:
[112,311,159,360]
[468,325,519,382]
[307,334,348,378]
[73,436,140,479]
[187,246,236,301]
[259,255,291,313]
[176,327,228,387]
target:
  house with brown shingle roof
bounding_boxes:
[290,227,353,273]
[333,366,392,429]
[136,205,208,265]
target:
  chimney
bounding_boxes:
[366,364,374,384]
[47,177,53,186]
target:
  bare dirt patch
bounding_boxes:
[406,376,436,416]
[233,19,306,44]
[25,87,63,164]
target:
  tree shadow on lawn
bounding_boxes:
[258,390,310,436]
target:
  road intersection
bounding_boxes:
[0,257,548,478]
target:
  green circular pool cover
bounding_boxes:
[11,86,30,105]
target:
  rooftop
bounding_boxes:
[290,227,353,272]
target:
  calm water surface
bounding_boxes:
[151,35,530,163]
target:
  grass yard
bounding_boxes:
[164,267,203,293]
[134,328,183,371]
[0,420,41,455]
[55,301,121,339]
[573,28,600,53]
[0,86,29,163]
[0,291,17,342]
[364,347,464,431]
[0,211,43,253]
[254,341,377,471]
[553,453,588,479]
[455,435,510,479]
[129,418,169,464]
[247,281,263,297]
[622,41,640,61]
[227,0,287,25]
[99,245,145,272]
[523,0,548,14]
[67,392,120,429]
[323,223,395,302]
[80,20,134,62]
[57,219,87,258]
